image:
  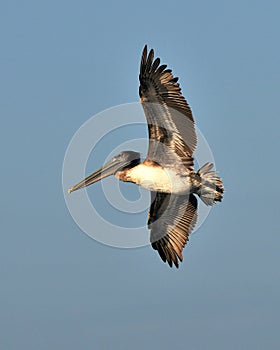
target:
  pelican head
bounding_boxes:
[68,151,141,194]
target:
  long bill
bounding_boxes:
[67,157,124,194]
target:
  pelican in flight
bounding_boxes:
[68,45,224,268]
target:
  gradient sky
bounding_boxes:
[1,0,280,349]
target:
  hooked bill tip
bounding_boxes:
[67,188,73,194]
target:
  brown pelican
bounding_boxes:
[68,45,224,268]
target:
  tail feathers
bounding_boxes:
[197,162,224,206]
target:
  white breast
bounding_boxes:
[124,164,192,194]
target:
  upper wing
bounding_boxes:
[139,45,197,170]
[148,192,198,268]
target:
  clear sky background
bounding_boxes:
[1,0,280,349]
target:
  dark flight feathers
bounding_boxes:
[148,192,198,268]
[139,46,199,268]
[139,45,197,170]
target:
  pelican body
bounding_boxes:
[68,46,224,268]
[117,162,193,195]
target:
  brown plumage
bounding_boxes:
[68,45,224,269]
[139,45,200,267]
[148,192,198,268]
[139,45,197,169]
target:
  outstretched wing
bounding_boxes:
[139,45,197,170]
[148,192,198,268]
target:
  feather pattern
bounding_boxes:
[148,192,198,268]
[139,45,197,170]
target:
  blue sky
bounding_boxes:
[1,0,280,349]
